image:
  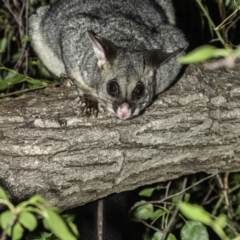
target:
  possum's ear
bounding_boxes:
[143,48,184,95]
[88,30,117,67]
[143,48,183,70]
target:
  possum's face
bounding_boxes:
[97,52,154,120]
[88,30,180,120]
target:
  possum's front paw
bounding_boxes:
[59,73,104,118]
[74,95,104,118]
[60,73,73,87]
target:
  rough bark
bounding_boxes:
[1,62,240,211]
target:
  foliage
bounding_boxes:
[0,64,58,97]
[0,187,79,240]
[0,0,56,97]
[180,0,240,67]
[131,173,240,240]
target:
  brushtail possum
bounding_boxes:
[29,0,188,120]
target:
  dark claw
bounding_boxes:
[59,73,73,87]
[74,95,103,118]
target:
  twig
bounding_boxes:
[131,218,163,234]
[0,83,60,98]
[2,0,20,25]
[224,14,240,44]
[130,174,216,211]
[202,178,215,204]
[24,0,29,75]
[161,177,188,240]
[161,181,171,230]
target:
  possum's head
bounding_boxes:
[88,31,181,120]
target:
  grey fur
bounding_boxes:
[29,0,188,119]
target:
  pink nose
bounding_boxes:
[117,103,131,120]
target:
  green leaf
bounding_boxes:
[22,206,38,212]
[12,222,24,240]
[43,209,76,240]
[43,217,50,230]
[0,187,9,200]
[68,222,79,237]
[18,211,37,231]
[26,78,44,86]
[0,210,13,230]
[0,80,8,90]
[151,231,176,240]
[172,195,180,203]
[184,193,190,203]
[167,233,177,240]
[41,232,56,240]
[152,231,162,240]
[0,37,7,53]
[22,35,30,42]
[62,214,79,237]
[26,231,54,240]
[139,188,156,197]
[27,194,46,205]
[62,214,75,222]
[179,45,217,64]
[150,209,164,221]
[179,202,212,225]
[31,60,41,66]
[211,216,228,240]
[212,214,227,230]
[134,203,154,220]
[213,48,232,58]
[25,233,38,240]
[5,74,25,85]
[180,221,209,240]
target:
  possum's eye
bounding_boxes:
[133,83,145,99]
[107,81,119,96]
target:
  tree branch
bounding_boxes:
[1,62,240,211]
